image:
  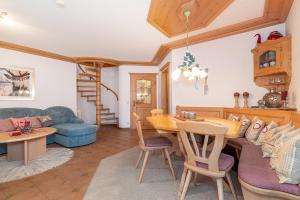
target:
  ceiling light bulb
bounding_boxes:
[172,68,181,81]
[183,70,191,78]
[56,0,65,7]
[0,12,8,20]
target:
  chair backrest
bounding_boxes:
[151,109,163,116]
[177,121,228,173]
[132,112,145,146]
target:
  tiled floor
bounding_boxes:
[0,126,154,200]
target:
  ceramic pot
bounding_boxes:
[263,88,283,108]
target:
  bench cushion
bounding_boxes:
[52,123,96,137]
[238,144,300,196]
[227,137,252,149]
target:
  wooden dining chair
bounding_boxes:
[177,121,237,200]
[133,112,176,183]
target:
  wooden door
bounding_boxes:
[161,63,170,114]
[130,73,157,129]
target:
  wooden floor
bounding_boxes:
[0,126,155,200]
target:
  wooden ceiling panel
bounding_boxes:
[148,0,234,37]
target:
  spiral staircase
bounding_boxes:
[76,59,119,128]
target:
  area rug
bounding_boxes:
[0,147,74,183]
[84,147,242,200]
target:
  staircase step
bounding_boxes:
[77,85,96,88]
[100,108,110,112]
[77,90,96,93]
[85,68,99,73]
[100,121,118,125]
[79,73,99,78]
[98,112,115,116]
[82,95,96,97]
[101,117,117,121]
[77,79,100,83]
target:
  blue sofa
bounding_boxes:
[0,106,96,154]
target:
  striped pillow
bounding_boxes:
[255,121,278,145]
[270,128,300,169]
[261,125,295,158]
[238,115,251,137]
[274,135,300,184]
[245,117,266,142]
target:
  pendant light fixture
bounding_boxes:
[171,10,208,89]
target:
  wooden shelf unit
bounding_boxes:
[251,36,291,91]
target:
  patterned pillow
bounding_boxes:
[238,115,251,137]
[261,125,295,158]
[37,115,54,127]
[274,135,300,184]
[25,117,42,128]
[270,128,300,169]
[10,118,27,128]
[255,121,278,145]
[227,114,240,122]
[0,119,15,132]
[245,117,266,142]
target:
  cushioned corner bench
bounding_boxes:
[176,106,300,200]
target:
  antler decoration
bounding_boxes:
[4,69,30,81]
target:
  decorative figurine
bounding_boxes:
[234,92,240,108]
[243,92,250,108]
[267,31,283,40]
[17,120,33,134]
[281,90,288,109]
[254,33,261,45]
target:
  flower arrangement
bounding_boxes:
[243,92,250,108]
[233,92,240,108]
[243,92,249,97]
[16,120,33,134]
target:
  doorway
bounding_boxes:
[130,73,157,129]
[161,62,170,114]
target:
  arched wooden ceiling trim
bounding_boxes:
[0,0,294,67]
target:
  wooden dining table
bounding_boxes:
[146,115,241,155]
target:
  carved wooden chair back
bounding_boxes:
[151,109,164,116]
[133,112,145,146]
[177,121,227,173]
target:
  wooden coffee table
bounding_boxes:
[0,127,56,165]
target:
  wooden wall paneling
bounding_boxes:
[291,112,300,128]
[176,106,224,118]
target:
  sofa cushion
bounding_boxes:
[37,115,54,127]
[238,115,251,137]
[238,144,300,196]
[227,137,252,149]
[26,117,42,128]
[0,119,15,132]
[0,108,45,119]
[45,106,81,124]
[52,123,96,137]
[255,121,278,145]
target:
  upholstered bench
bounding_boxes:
[238,144,300,200]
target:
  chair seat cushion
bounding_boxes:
[238,144,300,196]
[196,153,234,172]
[144,136,172,148]
[52,123,96,137]
[227,137,252,149]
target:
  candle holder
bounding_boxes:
[234,92,240,108]
[243,92,250,108]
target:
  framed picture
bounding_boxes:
[0,66,35,100]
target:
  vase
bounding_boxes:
[263,88,283,108]
[234,96,239,108]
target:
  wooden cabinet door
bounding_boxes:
[130,73,157,129]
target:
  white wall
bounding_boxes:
[77,67,119,124]
[287,1,300,110]
[118,65,159,128]
[0,48,77,112]
[168,24,286,114]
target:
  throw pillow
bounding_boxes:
[246,117,266,142]
[255,121,278,145]
[270,128,300,169]
[238,115,251,137]
[37,115,54,127]
[25,117,42,128]
[227,114,240,122]
[274,135,300,184]
[0,119,15,132]
[10,118,27,128]
[261,124,295,158]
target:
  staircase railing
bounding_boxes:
[77,63,119,101]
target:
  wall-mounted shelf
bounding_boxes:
[251,36,291,91]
